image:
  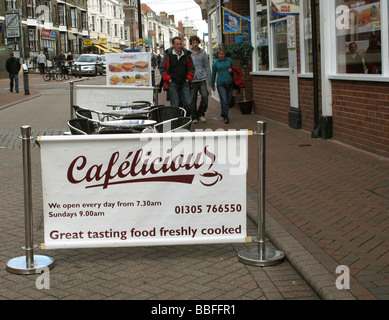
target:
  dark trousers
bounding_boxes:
[9,73,19,92]
[38,63,45,75]
[190,80,209,120]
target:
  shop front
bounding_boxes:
[201,0,388,158]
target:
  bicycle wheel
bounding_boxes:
[55,72,65,81]
[43,73,52,81]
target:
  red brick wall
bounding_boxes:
[332,81,389,158]
[252,76,290,124]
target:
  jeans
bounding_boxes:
[38,63,45,75]
[216,82,233,121]
[168,81,193,116]
[9,73,19,92]
[190,80,209,120]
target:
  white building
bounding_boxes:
[88,0,125,52]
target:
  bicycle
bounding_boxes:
[43,68,57,81]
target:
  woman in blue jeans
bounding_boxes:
[211,46,235,124]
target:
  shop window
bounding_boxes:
[28,28,38,52]
[335,0,382,74]
[254,0,288,71]
[256,0,269,70]
[271,17,288,69]
[60,33,67,53]
[301,0,313,73]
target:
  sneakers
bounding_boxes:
[192,117,206,124]
[224,118,230,124]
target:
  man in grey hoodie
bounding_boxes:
[189,36,211,123]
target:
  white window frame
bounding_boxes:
[58,4,66,26]
[299,0,313,76]
[250,0,289,75]
[70,8,77,28]
[326,0,389,81]
[269,15,289,71]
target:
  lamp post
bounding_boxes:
[137,0,143,50]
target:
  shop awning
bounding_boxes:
[94,44,110,53]
[100,44,123,53]
[110,47,123,53]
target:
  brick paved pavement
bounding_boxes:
[0,73,387,301]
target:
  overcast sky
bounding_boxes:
[141,0,208,35]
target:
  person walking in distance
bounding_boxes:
[5,52,21,93]
[37,50,47,75]
[189,36,211,124]
[159,37,195,116]
[211,46,235,124]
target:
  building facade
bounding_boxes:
[87,0,125,53]
[0,0,183,70]
[122,1,180,53]
[1,0,88,67]
[197,0,389,158]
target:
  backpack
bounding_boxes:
[231,66,246,89]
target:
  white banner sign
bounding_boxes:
[39,131,248,249]
[106,52,151,87]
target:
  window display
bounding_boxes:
[256,0,269,70]
[336,0,382,74]
[302,0,313,73]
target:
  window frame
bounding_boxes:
[251,0,290,74]
[299,0,313,75]
[327,0,389,81]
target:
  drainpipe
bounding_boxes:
[220,0,224,44]
[311,0,320,138]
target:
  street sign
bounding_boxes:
[138,38,143,45]
[5,13,20,38]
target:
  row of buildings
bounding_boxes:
[0,0,199,69]
[194,0,388,158]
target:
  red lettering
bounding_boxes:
[67,146,218,189]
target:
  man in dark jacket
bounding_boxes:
[5,52,21,93]
[159,37,195,116]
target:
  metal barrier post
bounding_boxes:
[238,121,285,267]
[70,81,74,118]
[6,126,54,275]
[152,69,159,105]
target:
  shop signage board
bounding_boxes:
[271,0,300,16]
[39,132,248,249]
[41,29,57,39]
[83,39,92,47]
[234,16,251,43]
[223,8,241,34]
[106,52,152,87]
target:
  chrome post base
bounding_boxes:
[6,255,54,275]
[238,247,285,267]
